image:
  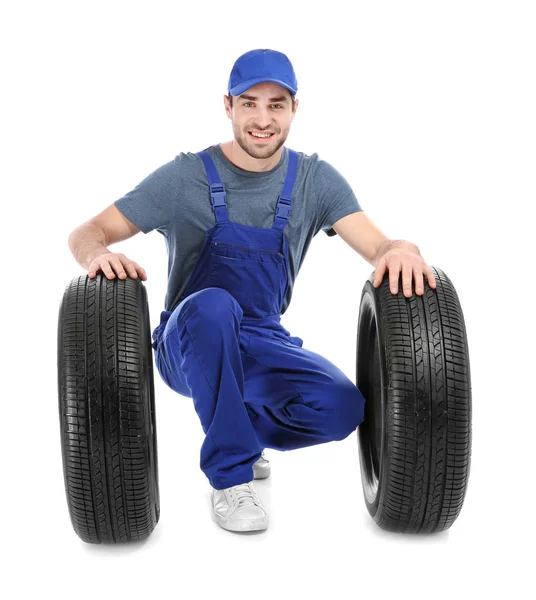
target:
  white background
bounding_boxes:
[2,0,535,598]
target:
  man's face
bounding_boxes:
[224,81,298,160]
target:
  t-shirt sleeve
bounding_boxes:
[113,158,179,234]
[314,159,363,237]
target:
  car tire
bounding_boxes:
[57,274,160,543]
[356,266,472,533]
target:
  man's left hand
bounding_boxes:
[373,248,437,297]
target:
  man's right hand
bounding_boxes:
[88,252,147,280]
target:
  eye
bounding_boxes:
[242,103,284,109]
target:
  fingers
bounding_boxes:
[373,258,385,287]
[123,261,147,280]
[105,258,124,279]
[425,267,437,289]
[88,257,147,280]
[373,256,437,296]
[103,262,117,279]
[401,262,413,297]
[134,263,148,280]
[398,263,437,297]
[389,259,402,294]
[414,269,424,295]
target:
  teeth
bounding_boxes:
[250,132,272,138]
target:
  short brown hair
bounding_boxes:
[227,92,296,111]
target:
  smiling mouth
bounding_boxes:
[248,131,276,141]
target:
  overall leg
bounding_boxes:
[157,287,263,489]
[242,330,366,452]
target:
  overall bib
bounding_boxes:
[151,147,365,489]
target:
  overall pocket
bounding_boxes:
[206,242,284,317]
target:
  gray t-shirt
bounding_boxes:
[114,143,363,314]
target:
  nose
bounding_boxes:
[252,106,274,130]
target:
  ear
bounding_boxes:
[223,94,232,118]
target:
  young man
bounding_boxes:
[68,48,436,534]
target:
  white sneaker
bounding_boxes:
[211,481,269,532]
[253,450,270,479]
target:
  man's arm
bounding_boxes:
[68,205,142,268]
[331,211,436,295]
[68,206,147,280]
[330,211,415,266]
[68,222,111,271]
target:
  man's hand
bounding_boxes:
[88,252,148,281]
[373,248,437,297]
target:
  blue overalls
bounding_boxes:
[151,147,365,490]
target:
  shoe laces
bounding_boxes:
[228,483,260,508]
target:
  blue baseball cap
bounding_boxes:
[228,49,298,97]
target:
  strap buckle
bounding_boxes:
[276,195,292,219]
[210,183,227,207]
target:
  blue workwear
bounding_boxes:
[113,144,363,314]
[151,148,365,490]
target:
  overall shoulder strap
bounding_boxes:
[196,149,229,224]
[273,148,298,231]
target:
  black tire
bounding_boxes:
[57,274,160,543]
[356,266,472,533]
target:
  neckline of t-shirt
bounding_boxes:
[210,143,288,178]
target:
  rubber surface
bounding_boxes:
[57,274,160,543]
[356,266,472,533]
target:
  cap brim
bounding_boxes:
[229,77,296,97]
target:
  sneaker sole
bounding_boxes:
[253,468,270,479]
[215,513,269,532]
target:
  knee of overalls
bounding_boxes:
[179,287,244,329]
[329,382,366,441]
